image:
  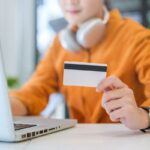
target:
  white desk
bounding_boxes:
[0,124,150,150]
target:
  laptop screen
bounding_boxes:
[0,42,15,141]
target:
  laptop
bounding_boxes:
[0,44,77,142]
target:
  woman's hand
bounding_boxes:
[96,76,149,130]
[10,97,28,116]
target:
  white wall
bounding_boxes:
[0,0,36,83]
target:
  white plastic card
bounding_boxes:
[63,61,107,87]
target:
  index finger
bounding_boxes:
[96,76,127,92]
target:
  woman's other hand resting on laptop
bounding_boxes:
[10,97,28,116]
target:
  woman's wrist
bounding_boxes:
[140,107,150,132]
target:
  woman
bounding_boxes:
[10,0,150,131]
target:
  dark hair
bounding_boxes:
[104,0,111,10]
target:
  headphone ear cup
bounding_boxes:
[77,19,106,48]
[59,29,82,52]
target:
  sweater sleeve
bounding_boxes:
[10,37,61,115]
[134,32,150,107]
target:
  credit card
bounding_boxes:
[63,61,107,87]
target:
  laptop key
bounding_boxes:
[14,124,37,131]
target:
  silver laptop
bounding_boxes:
[0,44,77,142]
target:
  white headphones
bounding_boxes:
[59,7,110,53]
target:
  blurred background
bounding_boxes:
[0,0,150,118]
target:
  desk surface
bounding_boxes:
[0,124,149,150]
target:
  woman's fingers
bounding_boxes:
[97,76,127,92]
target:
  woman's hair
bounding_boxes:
[104,0,111,10]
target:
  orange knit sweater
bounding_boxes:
[10,10,150,123]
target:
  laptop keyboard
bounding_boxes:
[14,124,37,131]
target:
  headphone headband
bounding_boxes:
[102,6,110,24]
